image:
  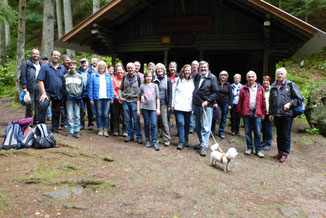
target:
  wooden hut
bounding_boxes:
[56,0,326,80]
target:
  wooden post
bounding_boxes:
[263,49,269,76]
[164,50,168,67]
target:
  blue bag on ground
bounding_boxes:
[2,123,23,150]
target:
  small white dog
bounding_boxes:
[210,144,238,172]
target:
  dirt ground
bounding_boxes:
[0,97,325,218]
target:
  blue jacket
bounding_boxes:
[77,66,92,98]
[88,72,114,102]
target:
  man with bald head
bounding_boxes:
[119,62,143,143]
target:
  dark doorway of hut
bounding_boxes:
[168,48,199,73]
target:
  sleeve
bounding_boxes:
[269,88,274,115]
[19,62,27,89]
[290,82,304,107]
[118,75,125,99]
[62,76,67,95]
[171,78,178,108]
[37,65,46,81]
[167,79,173,108]
[155,84,159,99]
[228,84,233,106]
[138,85,143,100]
[237,87,243,117]
[88,75,94,102]
[207,75,218,104]
[261,88,266,116]
[108,75,114,100]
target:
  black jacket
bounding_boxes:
[269,79,304,117]
[19,58,42,93]
[216,81,233,105]
[193,71,218,107]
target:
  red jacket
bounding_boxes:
[237,83,266,117]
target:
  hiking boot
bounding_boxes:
[236,132,240,136]
[200,147,207,157]
[145,140,151,148]
[189,127,194,134]
[263,145,271,150]
[177,143,184,150]
[124,137,134,142]
[98,128,103,136]
[88,125,94,131]
[184,141,189,147]
[113,131,119,136]
[164,141,170,147]
[244,149,253,155]
[67,133,73,138]
[231,132,236,136]
[137,138,143,144]
[122,132,128,137]
[74,132,81,138]
[219,134,225,139]
[152,141,160,151]
[273,151,283,160]
[194,144,202,150]
[280,153,288,163]
[256,151,265,158]
[103,128,109,137]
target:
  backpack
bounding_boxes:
[2,123,23,150]
[293,100,305,118]
[9,117,33,133]
[121,74,141,90]
[22,127,35,148]
[33,124,56,149]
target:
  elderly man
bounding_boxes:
[37,50,66,133]
[193,61,218,156]
[237,71,266,158]
[77,58,94,130]
[119,62,143,143]
[134,61,144,80]
[19,48,42,125]
[269,67,304,163]
[90,58,99,73]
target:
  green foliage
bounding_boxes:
[63,163,77,170]
[305,128,320,135]
[0,1,17,25]
[0,60,16,96]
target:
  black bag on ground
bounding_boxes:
[33,124,56,149]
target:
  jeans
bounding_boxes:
[175,110,191,143]
[274,116,293,154]
[243,111,262,152]
[194,106,213,149]
[112,101,126,133]
[66,100,81,134]
[218,102,229,135]
[262,114,273,147]
[94,99,110,129]
[123,101,142,139]
[230,104,240,134]
[189,109,195,129]
[211,106,221,135]
[81,97,94,128]
[157,104,171,142]
[46,106,52,118]
[39,96,61,132]
[142,109,157,142]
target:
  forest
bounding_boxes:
[0,0,325,100]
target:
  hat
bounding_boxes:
[19,91,31,105]
[41,56,48,60]
[80,58,88,63]
[69,60,77,65]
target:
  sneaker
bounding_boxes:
[164,141,170,147]
[103,128,109,137]
[74,132,81,138]
[80,125,84,130]
[177,143,184,150]
[184,141,189,147]
[137,138,143,144]
[122,132,128,137]
[145,140,151,148]
[124,137,134,142]
[189,127,194,134]
[219,134,225,139]
[152,141,160,151]
[256,151,265,158]
[231,132,236,136]
[200,147,207,157]
[244,149,253,155]
[236,132,240,136]
[194,144,201,150]
[273,151,283,160]
[263,145,271,150]
[113,132,119,136]
[88,125,94,131]
[67,133,73,138]
[98,128,103,136]
[279,153,288,163]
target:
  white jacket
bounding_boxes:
[172,77,195,112]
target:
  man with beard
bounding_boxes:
[19,48,42,125]
[37,50,66,133]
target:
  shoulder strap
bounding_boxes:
[137,75,141,87]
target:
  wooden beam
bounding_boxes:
[140,0,152,8]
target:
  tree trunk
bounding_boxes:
[93,0,100,14]
[56,0,63,38]
[63,0,75,57]
[4,0,10,47]
[15,0,26,98]
[41,0,55,59]
[0,23,4,65]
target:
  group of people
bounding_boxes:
[19,49,304,164]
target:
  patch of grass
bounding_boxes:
[28,166,58,180]
[63,163,77,170]
[11,102,22,109]
[86,182,116,191]
[305,128,320,135]
[0,188,8,211]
